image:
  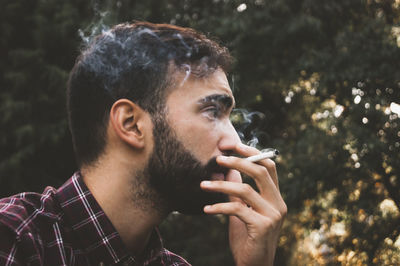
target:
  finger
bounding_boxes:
[217,156,278,199]
[235,143,279,189]
[258,159,278,189]
[201,181,268,214]
[224,170,243,203]
[225,169,242,183]
[203,201,265,226]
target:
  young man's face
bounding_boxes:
[146,68,241,214]
[166,68,239,165]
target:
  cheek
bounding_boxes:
[177,120,221,160]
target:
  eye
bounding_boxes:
[203,104,221,118]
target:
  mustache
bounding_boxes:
[205,156,229,176]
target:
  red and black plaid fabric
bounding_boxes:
[0,172,190,265]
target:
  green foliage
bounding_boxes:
[0,0,399,264]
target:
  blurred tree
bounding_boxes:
[0,0,85,195]
[0,0,399,265]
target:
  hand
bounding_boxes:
[200,143,287,266]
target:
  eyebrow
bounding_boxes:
[197,94,235,110]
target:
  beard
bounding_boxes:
[143,113,229,215]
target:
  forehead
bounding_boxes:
[167,68,234,104]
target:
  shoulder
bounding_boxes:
[160,248,191,265]
[0,223,22,265]
[0,186,60,236]
[0,215,43,265]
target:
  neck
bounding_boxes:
[81,157,169,255]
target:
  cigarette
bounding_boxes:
[245,149,279,162]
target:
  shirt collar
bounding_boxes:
[55,171,165,265]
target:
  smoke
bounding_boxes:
[230,108,266,148]
[76,3,208,93]
[175,33,193,58]
[179,64,192,87]
[78,1,112,45]
[230,74,235,92]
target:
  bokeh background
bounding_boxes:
[1,0,399,265]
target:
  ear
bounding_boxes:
[109,99,147,149]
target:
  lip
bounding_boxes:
[211,172,225,181]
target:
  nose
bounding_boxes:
[218,120,241,155]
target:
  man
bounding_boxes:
[0,21,286,265]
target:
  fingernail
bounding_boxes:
[218,156,228,162]
[201,181,212,187]
[204,205,212,211]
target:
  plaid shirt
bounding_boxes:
[0,172,190,265]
